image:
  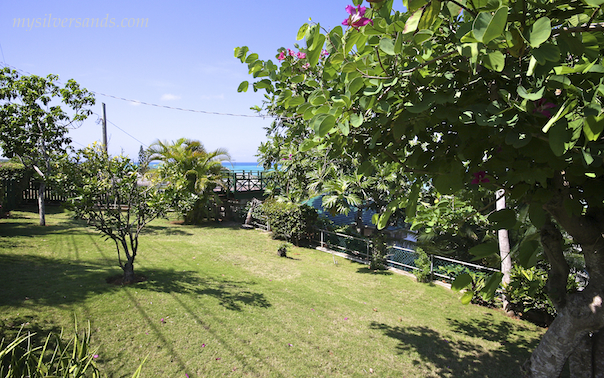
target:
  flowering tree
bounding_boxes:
[236,0,604,375]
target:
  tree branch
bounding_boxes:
[446,0,477,17]
[553,23,604,36]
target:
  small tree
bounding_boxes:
[0,67,94,225]
[61,144,180,283]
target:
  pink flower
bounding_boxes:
[302,63,311,70]
[471,171,490,184]
[93,354,99,359]
[533,98,556,118]
[321,49,329,58]
[288,343,293,347]
[297,52,306,59]
[342,5,373,29]
[277,51,286,61]
[201,343,206,347]
[288,48,295,57]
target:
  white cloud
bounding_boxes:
[160,93,181,101]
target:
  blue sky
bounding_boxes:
[1,0,356,162]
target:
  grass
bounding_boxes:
[0,207,545,377]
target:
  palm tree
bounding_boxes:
[147,138,231,223]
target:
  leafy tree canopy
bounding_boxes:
[236,0,604,375]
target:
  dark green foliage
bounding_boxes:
[369,233,387,270]
[277,242,289,257]
[503,265,579,326]
[260,199,318,246]
[0,161,32,213]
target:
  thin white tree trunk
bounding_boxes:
[496,189,512,314]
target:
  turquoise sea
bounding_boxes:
[221,162,264,172]
[147,161,265,172]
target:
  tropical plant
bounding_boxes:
[236,0,604,374]
[147,138,230,224]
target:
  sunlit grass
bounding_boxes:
[0,207,544,377]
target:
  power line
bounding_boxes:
[0,62,270,119]
[92,91,268,118]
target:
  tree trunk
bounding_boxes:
[38,181,46,226]
[123,260,135,284]
[523,173,604,377]
[496,189,512,314]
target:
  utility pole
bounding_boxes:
[102,103,108,154]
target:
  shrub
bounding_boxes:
[259,199,318,246]
[369,233,387,270]
[0,160,32,213]
[413,247,432,283]
[277,242,290,257]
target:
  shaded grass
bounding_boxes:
[0,207,545,377]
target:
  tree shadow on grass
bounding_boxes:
[370,320,541,378]
[136,269,272,311]
[0,253,270,312]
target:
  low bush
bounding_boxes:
[413,247,432,283]
[259,199,318,246]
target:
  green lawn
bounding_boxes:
[0,207,544,377]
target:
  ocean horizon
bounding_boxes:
[146,161,265,171]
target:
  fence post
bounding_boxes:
[430,254,434,282]
[367,241,371,261]
[320,230,324,248]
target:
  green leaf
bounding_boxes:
[488,208,517,229]
[583,115,604,141]
[528,202,546,228]
[300,139,320,152]
[482,51,505,72]
[472,7,508,44]
[460,291,474,305]
[377,208,393,230]
[517,86,544,101]
[379,37,396,55]
[237,81,249,93]
[347,77,365,96]
[542,99,575,133]
[406,183,420,219]
[518,240,539,268]
[433,172,463,194]
[548,122,569,157]
[452,273,473,291]
[480,272,503,301]
[469,242,499,259]
[245,53,259,64]
[286,96,305,108]
[339,121,350,136]
[413,30,434,44]
[310,114,336,137]
[532,44,560,65]
[350,113,364,127]
[308,34,326,67]
[418,0,441,30]
[404,8,423,34]
[527,17,551,48]
[297,23,309,40]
